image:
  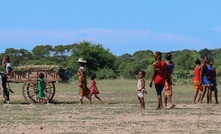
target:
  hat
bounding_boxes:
[77,58,87,63]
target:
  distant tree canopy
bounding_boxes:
[1,42,221,81]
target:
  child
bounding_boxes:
[89,73,103,103]
[199,55,212,104]
[137,70,147,110]
[164,52,176,109]
[193,59,203,104]
[37,73,48,104]
[208,59,218,104]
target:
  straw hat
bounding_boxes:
[77,58,87,63]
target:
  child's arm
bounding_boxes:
[142,79,147,94]
[141,79,145,90]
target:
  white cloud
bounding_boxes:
[0,28,212,55]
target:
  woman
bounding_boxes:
[1,55,13,104]
[149,52,168,109]
[164,52,176,109]
[77,58,90,104]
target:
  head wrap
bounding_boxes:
[154,51,162,60]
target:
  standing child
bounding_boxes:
[37,73,48,104]
[193,59,203,104]
[199,55,212,104]
[89,73,103,103]
[137,70,147,110]
[164,52,176,109]
[208,59,218,104]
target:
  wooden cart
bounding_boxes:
[7,65,63,103]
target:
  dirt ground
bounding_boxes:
[1,101,221,134]
[0,82,221,134]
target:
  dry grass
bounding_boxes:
[0,79,221,133]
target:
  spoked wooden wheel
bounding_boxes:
[47,82,56,101]
[22,81,51,103]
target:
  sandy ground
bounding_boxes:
[0,81,221,134]
[1,102,221,134]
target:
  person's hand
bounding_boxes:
[144,90,147,94]
[149,82,152,88]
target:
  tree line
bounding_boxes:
[1,41,221,82]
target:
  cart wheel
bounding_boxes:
[46,82,56,101]
[22,82,38,103]
[22,81,51,103]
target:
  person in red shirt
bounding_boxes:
[150,51,168,110]
[89,73,103,104]
[193,59,203,104]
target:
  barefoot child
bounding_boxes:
[199,55,212,104]
[89,73,103,103]
[193,59,203,104]
[37,73,48,104]
[208,59,218,104]
[137,70,147,110]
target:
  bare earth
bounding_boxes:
[1,101,221,134]
[0,82,221,134]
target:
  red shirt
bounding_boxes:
[153,60,166,84]
[193,66,201,81]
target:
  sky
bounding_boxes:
[0,0,221,56]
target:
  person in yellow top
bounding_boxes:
[77,58,90,104]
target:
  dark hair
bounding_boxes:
[165,52,172,60]
[154,51,162,60]
[90,73,96,80]
[38,73,44,79]
[4,55,10,63]
[195,59,201,65]
[201,54,208,59]
[139,70,146,76]
[208,58,214,63]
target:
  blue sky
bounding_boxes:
[0,0,221,56]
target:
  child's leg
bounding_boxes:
[138,97,142,108]
[89,94,92,103]
[214,91,218,104]
[193,91,199,104]
[199,86,207,103]
[140,97,145,109]
[207,87,212,104]
[164,94,167,108]
[95,95,103,103]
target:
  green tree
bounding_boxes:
[32,45,54,60]
[4,48,33,66]
[71,41,116,77]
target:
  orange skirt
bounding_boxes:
[193,80,203,92]
[164,81,172,96]
[79,86,90,97]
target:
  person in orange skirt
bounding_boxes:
[193,59,203,104]
[164,52,176,109]
[77,58,90,104]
